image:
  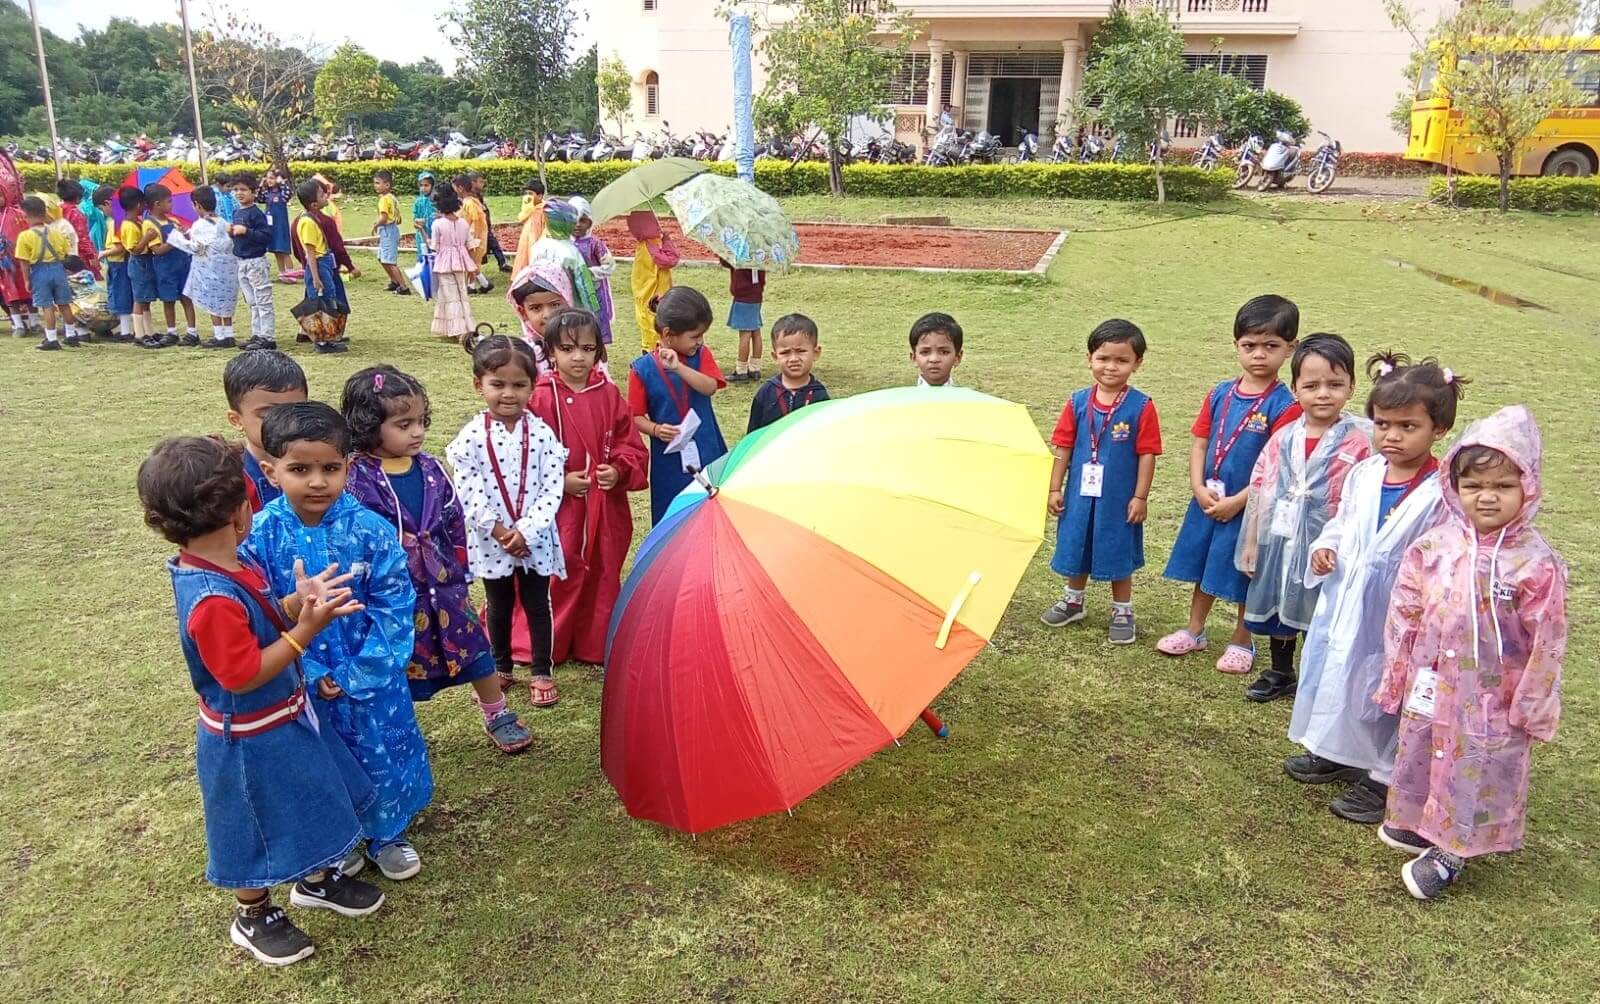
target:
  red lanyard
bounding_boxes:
[483,413,530,522]
[1383,457,1439,521]
[177,553,291,633]
[1086,387,1129,464]
[1210,380,1275,479]
[775,384,816,418]
[649,351,691,421]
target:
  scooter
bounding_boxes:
[1011,128,1039,163]
[1255,130,1303,191]
[441,131,471,159]
[588,133,619,162]
[1077,133,1104,163]
[630,131,659,161]
[1048,132,1074,163]
[1306,130,1341,193]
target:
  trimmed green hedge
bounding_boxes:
[1427,175,1600,212]
[22,158,1234,203]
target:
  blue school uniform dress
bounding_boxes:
[242,450,280,513]
[243,493,433,843]
[169,555,374,889]
[152,220,192,302]
[1050,386,1162,582]
[1164,379,1298,605]
[629,347,729,523]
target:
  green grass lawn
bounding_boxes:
[2,194,1598,1002]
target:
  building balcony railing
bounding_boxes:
[1132,0,1300,36]
[850,0,1120,17]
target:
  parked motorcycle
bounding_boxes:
[1306,130,1341,193]
[1010,128,1040,163]
[1255,130,1303,190]
[1232,134,1264,189]
[1077,133,1105,163]
[1194,131,1225,172]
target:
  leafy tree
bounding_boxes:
[1076,8,1232,203]
[552,44,599,134]
[1216,83,1309,145]
[314,44,399,132]
[449,0,579,183]
[597,51,633,138]
[1388,0,1596,211]
[737,0,916,197]
[0,1,93,134]
[190,6,317,179]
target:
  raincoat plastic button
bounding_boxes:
[1444,649,1457,659]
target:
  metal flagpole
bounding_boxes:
[26,0,63,183]
[179,0,210,185]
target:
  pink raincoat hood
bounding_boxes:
[1440,405,1543,540]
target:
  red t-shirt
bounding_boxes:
[186,565,270,691]
[1190,383,1301,439]
[1051,393,1163,455]
[1304,436,1320,460]
[628,347,727,419]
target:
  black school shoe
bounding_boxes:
[1330,777,1389,825]
[230,905,315,966]
[314,340,348,354]
[1246,668,1297,703]
[289,868,385,918]
[180,332,201,347]
[203,336,236,349]
[240,336,278,352]
[1283,753,1366,785]
[36,338,61,351]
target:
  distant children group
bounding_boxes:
[1036,293,1567,905]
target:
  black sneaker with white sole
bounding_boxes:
[230,905,315,966]
[290,868,385,917]
[1402,847,1463,901]
[1378,823,1433,855]
[1329,777,1389,824]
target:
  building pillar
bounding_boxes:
[951,49,969,128]
[1056,35,1084,142]
[925,38,946,145]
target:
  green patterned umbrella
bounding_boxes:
[661,174,801,274]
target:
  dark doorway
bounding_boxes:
[987,77,1042,145]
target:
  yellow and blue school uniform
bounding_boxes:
[149,216,192,302]
[128,217,159,304]
[375,192,401,265]
[1164,379,1299,604]
[102,217,133,315]
[15,224,73,308]
[1049,386,1164,582]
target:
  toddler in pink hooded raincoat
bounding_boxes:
[1374,405,1567,900]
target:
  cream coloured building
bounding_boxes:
[593,0,1512,154]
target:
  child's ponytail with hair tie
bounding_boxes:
[460,321,495,356]
[1365,349,1410,381]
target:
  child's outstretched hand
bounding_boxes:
[1310,548,1337,576]
[1126,497,1148,525]
[297,586,364,633]
[657,347,680,371]
[565,470,592,496]
[595,464,619,490]
[1047,489,1065,517]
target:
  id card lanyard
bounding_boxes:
[1206,380,1274,495]
[483,412,530,522]
[1080,387,1129,499]
[650,351,691,421]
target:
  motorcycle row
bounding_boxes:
[10,123,1341,192]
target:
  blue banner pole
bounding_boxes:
[731,13,756,183]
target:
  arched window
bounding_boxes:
[643,0,656,11]
[645,71,660,117]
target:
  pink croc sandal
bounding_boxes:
[1216,643,1257,675]
[1157,629,1208,656]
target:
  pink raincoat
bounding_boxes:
[1375,405,1567,858]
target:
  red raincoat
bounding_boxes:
[512,370,649,665]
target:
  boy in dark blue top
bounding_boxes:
[229,172,277,349]
[224,350,309,511]
[747,313,830,434]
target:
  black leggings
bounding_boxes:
[483,570,553,677]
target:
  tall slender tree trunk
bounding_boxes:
[1154,155,1166,204]
[828,139,845,197]
[1497,154,1512,213]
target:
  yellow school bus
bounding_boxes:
[1406,39,1600,176]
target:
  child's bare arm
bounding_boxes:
[675,366,718,395]
[1046,450,1070,516]
[1128,453,1156,524]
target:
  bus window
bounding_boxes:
[1568,54,1600,105]
[1416,59,1440,97]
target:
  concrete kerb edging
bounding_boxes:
[348,223,1072,277]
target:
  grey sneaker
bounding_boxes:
[1379,824,1433,855]
[1402,847,1463,901]
[338,845,366,877]
[1108,609,1137,645]
[370,840,422,881]
[1040,595,1087,628]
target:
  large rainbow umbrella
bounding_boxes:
[601,387,1052,833]
[107,165,197,225]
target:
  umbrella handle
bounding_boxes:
[920,708,948,739]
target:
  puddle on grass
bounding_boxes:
[1383,259,1550,311]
